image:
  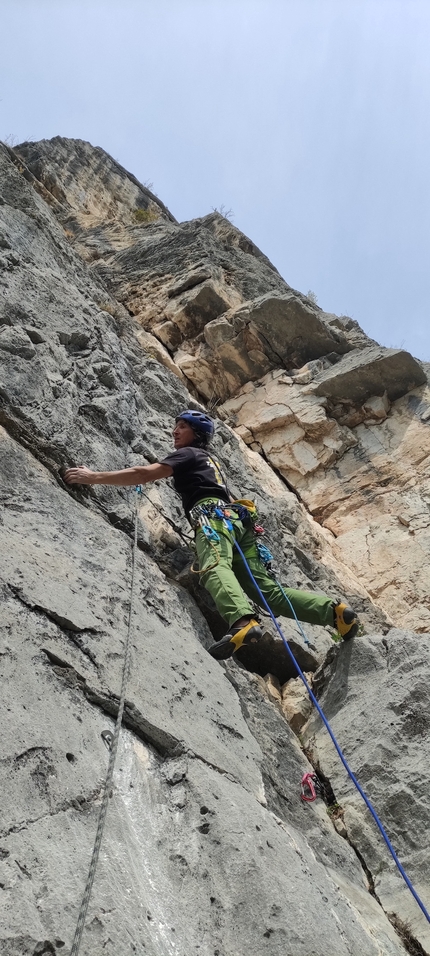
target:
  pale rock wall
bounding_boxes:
[15,138,375,403]
[220,354,430,633]
[16,136,175,232]
[1,137,429,956]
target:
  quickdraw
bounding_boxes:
[188,502,224,575]
[300,772,324,802]
[188,502,223,542]
[201,523,220,543]
[255,539,277,575]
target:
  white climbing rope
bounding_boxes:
[69,487,141,956]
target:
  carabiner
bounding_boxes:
[300,772,318,802]
[201,523,220,543]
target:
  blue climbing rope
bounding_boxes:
[274,578,312,648]
[232,536,430,925]
[256,534,314,649]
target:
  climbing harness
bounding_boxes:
[189,500,262,577]
[227,530,430,926]
[188,499,231,529]
[194,501,313,649]
[69,486,142,956]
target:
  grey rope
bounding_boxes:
[69,488,140,956]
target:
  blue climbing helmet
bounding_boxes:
[176,409,214,438]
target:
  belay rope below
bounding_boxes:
[69,487,141,956]
[230,530,430,926]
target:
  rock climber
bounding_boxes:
[64,409,359,660]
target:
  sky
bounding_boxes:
[1,0,430,360]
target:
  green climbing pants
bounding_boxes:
[194,500,335,629]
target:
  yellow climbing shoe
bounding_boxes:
[208,619,262,660]
[334,603,359,641]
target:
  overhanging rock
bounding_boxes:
[230,292,351,367]
[174,293,352,402]
[312,346,426,404]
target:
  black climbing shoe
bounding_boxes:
[208,619,262,660]
[334,602,359,641]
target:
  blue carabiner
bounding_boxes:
[213,505,233,532]
[202,523,220,543]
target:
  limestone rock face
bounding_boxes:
[16,136,175,231]
[174,292,351,402]
[1,137,429,955]
[303,631,430,953]
[14,137,373,405]
[220,355,430,633]
[281,673,313,733]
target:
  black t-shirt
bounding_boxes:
[160,446,230,516]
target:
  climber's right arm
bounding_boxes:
[63,462,173,486]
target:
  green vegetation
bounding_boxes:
[133,207,159,225]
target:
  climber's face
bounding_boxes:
[173,419,196,448]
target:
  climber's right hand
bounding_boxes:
[64,466,98,485]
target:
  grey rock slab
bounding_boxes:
[0,143,194,488]
[109,204,285,297]
[313,346,426,404]
[203,314,236,349]
[5,730,403,956]
[0,146,105,306]
[156,753,408,956]
[166,279,232,337]
[150,738,410,956]
[0,325,36,359]
[303,631,430,950]
[13,137,287,304]
[2,475,402,951]
[0,597,114,834]
[224,667,366,883]
[0,731,410,956]
[0,431,264,795]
